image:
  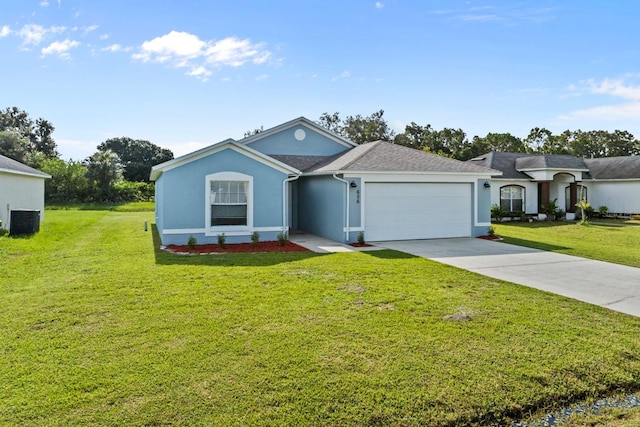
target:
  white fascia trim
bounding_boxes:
[306,170,496,179]
[516,167,589,173]
[475,222,492,227]
[151,140,300,180]
[0,168,51,179]
[590,178,640,182]
[240,117,357,148]
[343,226,364,232]
[164,226,283,236]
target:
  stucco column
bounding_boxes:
[568,182,578,213]
[539,181,550,213]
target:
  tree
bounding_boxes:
[471,133,527,154]
[97,137,173,182]
[0,128,30,163]
[317,110,395,144]
[243,126,264,138]
[86,150,123,201]
[0,106,59,162]
[38,157,89,202]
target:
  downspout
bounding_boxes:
[282,175,300,234]
[332,173,350,242]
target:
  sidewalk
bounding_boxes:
[289,232,382,253]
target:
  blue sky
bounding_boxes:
[1,0,639,160]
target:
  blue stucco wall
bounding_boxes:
[156,147,288,245]
[155,176,164,235]
[472,179,492,236]
[247,125,350,156]
[348,177,361,229]
[477,179,492,223]
[297,175,346,242]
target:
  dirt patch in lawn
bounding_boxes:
[164,240,309,254]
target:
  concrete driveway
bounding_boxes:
[375,238,640,318]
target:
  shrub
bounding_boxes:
[187,235,197,250]
[541,199,559,219]
[490,204,505,222]
[277,231,288,246]
[111,181,155,202]
[251,231,260,247]
[217,233,226,249]
[487,226,495,237]
[357,232,365,245]
[597,205,609,218]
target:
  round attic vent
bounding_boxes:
[294,129,306,141]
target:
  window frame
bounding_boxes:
[205,172,253,234]
[500,185,525,213]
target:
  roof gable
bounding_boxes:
[470,152,588,179]
[241,117,356,157]
[0,154,51,179]
[307,141,501,175]
[150,139,300,181]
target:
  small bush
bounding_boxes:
[251,231,260,247]
[187,235,197,250]
[277,231,288,246]
[217,233,226,249]
[487,226,495,237]
[357,232,365,245]
[490,204,505,222]
[597,205,609,218]
[0,229,8,237]
[632,214,640,221]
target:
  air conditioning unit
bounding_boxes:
[10,210,41,235]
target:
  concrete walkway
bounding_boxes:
[375,238,640,318]
[289,232,383,253]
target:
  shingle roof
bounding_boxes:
[585,156,640,179]
[307,141,500,174]
[515,154,588,171]
[0,154,51,178]
[269,155,330,171]
[469,152,589,179]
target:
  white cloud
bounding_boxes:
[331,70,351,81]
[99,34,109,40]
[375,2,384,9]
[83,25,99,35]
[41,39,80,59]
[256,74,268,80]
[560,76,640,122]
[39,0,50,6]
[17,24,65,47]
[0,25,10,37]
[101,43,131,53]
[187,66,212,81]
[133,31,272,80]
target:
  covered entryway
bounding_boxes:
[364,182,472,241]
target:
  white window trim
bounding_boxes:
[205,172,253,236]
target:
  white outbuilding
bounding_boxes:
[0,154,51,234]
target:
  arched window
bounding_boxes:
[565,185,587,210]
[500,185,525,213]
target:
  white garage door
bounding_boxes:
[364,182,472,241]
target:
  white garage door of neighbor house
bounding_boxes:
[364,182,472,241]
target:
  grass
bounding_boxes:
[2,210,640,426]
[493,221,640,268]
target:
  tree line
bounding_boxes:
[0,107,173,203]
[316,110,640,160]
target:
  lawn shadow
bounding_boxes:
[361,249,419,260]
[500,236,570,252]
[151,225,322,267]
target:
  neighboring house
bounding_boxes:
[0,154,51,233]
[151,117,500,245]
[469,152,640,218]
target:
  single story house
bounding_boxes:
[0,154,51,233]
[151,117,500,245]
[469,152,640,218]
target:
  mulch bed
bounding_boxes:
[164,240,309,254]
[477,235,502,241]
[349,243,374,247]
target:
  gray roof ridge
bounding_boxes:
[334,140,383,171]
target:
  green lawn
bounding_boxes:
[2,209,640,426]
[493,221,640,268]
